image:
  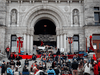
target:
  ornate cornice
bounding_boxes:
[6,0,83,3]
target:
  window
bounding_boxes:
[73,35,79,52]
[94,7,100,25]
[94,7,99,10]
[11,35,17,52]
[93,43,97,49]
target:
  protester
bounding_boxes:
[56,48,60,55]
[25,58,29,66]
[72,59,78,75]
[16,54,22,60]
[5,46,10,57]
[35,67,45,75]
[23,65,29,72]
[32,54,37,60]
[10,59,15,69]
[84,60,92,75]
[94,61,99,75]
[77,61,84,75]
[16,60,21,68]
[14,67,19,75]
[9,52,15,60]
[47,66,56,75]
[7,65,13,75]
[1,60,7,75]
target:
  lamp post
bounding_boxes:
[68,37,73,54]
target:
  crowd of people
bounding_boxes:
[1,46,100,75]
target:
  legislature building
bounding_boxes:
[0,0,100,54]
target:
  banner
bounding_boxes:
[34,35,56,41]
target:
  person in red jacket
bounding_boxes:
[98,61,100,75]
[5,46,10,57]
[94,61,99,75]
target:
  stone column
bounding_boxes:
[64,34,67,52]
[17,11,19,27]
[60,35,63,48]
[27,35,30,54]
[57,35,60,49]
[23,34,26,52]
[30,35,33,54]
[66,35,69,52]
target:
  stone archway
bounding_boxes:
[22,5,67,53]
[22,5,67,27]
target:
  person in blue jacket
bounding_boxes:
[7,65,13,75]
[47,66,56,75]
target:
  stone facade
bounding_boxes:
[0,0,100,54]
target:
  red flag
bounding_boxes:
[20,41,23,47]
[89,35,94,51]
[41,41,43,46]
[93,54,96,61]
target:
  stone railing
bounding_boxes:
[6,0,84,3]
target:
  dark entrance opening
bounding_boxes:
[34,19,56,46]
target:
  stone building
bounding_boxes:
[0,0,100,54]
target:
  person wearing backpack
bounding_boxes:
[7,65,13,75]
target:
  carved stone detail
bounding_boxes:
[11,9,17,25]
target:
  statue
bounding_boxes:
[11,10,17,25]
[73,10,79,25]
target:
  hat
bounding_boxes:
[94,61,97,63]
[54,67,57,69]
[84,59,87,61]
[3,60,5,62]
[74,59,77,62]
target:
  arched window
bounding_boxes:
[73,9,79,26]
[11,9,17,25]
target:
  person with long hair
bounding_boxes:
[77,61,84,75]
[84,61,92,75]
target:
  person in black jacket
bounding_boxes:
[16,60,21,68]
[1,60,7,75]
[25,58,29,66]
[10,59,15,69]
[16,54,22,60]
[56,49,60,55]
[54,67,60,75]
[72,59,78,75]
[9,52,15,60]
[23,65,29,72]
[52,61,56,69]
[67,59,72,69]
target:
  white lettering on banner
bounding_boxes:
[34,35,56,41]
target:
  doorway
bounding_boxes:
[34,19,56,47]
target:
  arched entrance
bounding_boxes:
[22,5,68,53]
[34,19,56,47]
